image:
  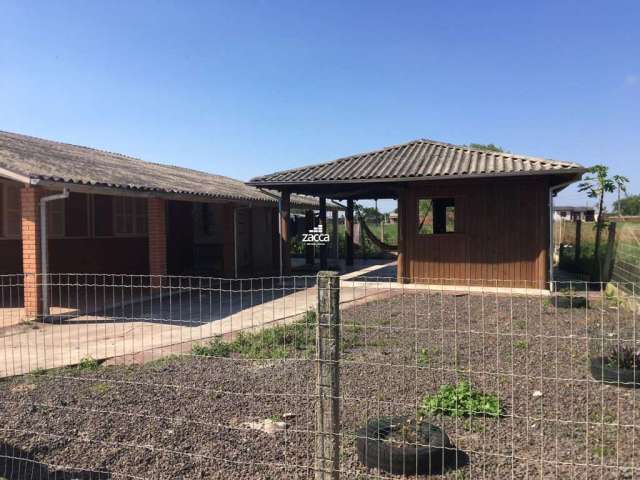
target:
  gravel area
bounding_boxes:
[1,290,639,479]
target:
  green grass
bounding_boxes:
[513,339,528,350]
[417,347,431,366]
[77,356,101,372]
[191,336,233,358]
[90,382,111,394]
[420,381,501,418]
[192,310,317,360]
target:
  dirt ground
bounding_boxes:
[1,289,639,479]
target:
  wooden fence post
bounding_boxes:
[602,222,617,282]
[574,220,582,264]
[316,271,340,480]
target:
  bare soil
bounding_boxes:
[1,290,639,479]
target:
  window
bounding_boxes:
[47,199,65,237]
[417,198,456,235]
[2,184,22,238]
[114,197,148,236]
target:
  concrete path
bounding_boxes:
[0,279,382,377]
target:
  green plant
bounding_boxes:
[191,310,317,360]
[28,368,48,377]
[78,356,100,371]
[417,348,430,366]
[192,336,232,358]
[232,313,316,359]
[420,381,501,418]
[592,445,615,459]
[606,344,640,370]
[578,165,629,280]
[91,382,111,394]
[514,339,528,350]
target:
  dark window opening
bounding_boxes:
[417,198,455,235]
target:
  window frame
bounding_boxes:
[415,195,459,236]
[112,196,149,238]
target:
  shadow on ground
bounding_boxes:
[0,443,110,480]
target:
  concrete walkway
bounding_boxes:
[0,277,383,377]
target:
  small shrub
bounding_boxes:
[514,339,528,350]
[420,381,501,418]
[78,356,100,371]
[417,348,430,366]
[192,336,232,358]
[606,344,640,370]
[91,382,111,394]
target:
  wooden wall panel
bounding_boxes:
[404,178,550,288]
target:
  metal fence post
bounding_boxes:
[316,271,340,480]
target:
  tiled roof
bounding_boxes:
[0,131,327,208]
[249,138,585,185]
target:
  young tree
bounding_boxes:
[577,165,629,279]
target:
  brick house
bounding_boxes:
[0,131,334,318]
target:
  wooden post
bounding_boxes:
[315,271,340,480]
[380,221,385,242]
[305,210,315,266]
[397,190,407,283]
[602,222,617,282]
[280,191,291,276]
[345,200,354,266]
[574,219,582,264]
[319,197,328,269]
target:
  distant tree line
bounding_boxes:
[613,194,640,216]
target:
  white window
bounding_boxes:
[3,184,22,238]
[114,197,148,236]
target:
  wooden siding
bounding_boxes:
[400,178,550,289]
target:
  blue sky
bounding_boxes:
[1,0,638,212]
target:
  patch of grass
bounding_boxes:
[191,310,317,360]
[192,336,232,358]
[513,339,528,350]
[146,354,182,369]
[420,381,501,418]
[90,382,111,395]
[28,368,48,378]
[77,356,100,372]
[592,445,615,459]
[462,418,486,433]
[417,348,431,366]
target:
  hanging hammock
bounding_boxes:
[356,211,398,252]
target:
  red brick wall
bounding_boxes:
[20,187,43,318]
[147,198,167,277]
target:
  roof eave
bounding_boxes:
[248,167,588,188]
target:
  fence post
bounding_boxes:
[602,222,617,282]
[316,271,340,480]
[574,219,582,264]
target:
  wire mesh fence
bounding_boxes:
[1,273,640,479]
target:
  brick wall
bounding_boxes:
[147,198,167,278]
[20,187,43,318]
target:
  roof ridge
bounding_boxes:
[251,138,428,182]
